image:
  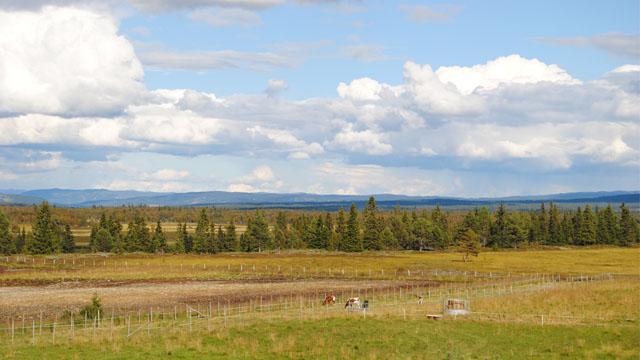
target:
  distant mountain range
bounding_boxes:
[0,188,638,210]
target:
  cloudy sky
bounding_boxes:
[0,0,638,196]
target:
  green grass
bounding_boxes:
[2,317,638,359]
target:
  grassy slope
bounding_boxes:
[2,318,638,359]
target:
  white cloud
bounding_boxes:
[342,44,388,62]
[538,33,640,58]
[329,124,393,155]
[265,79,288,96]
[435,54,579,95]
[138,48,292,71]
[399,4,461,23]
[189,7,261,27]
[144,168,190,180]
[0,6,144,116]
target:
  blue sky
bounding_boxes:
[0,0,638,196]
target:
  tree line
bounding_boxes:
[0,197,638,255]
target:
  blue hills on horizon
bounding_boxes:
[0,188,638,210]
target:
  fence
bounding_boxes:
[1,273,634,346]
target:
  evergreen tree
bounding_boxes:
[309,214,329,249]
[580,205,597,245]
[596,205,618,245]
[152,221,167,253]
[193,209,210,254]
[362,196,382,250]
[380,226,396,249]
[389,213,408,250]
[124,220,135,251]
[334,208,346,251]
[244,211,273,252]
[0,208,14,255]
[61,224,75,253]
[619,203,640,246]
[225,220,238,251]
[342,203,362,252]
[430,205,449,248]
[547,203,561,244]
[489,204,508,248]
[182,223,193,253]
[560,213,573,245]
[96,228,112,252]
[174,222,185,253]
[458,229,480,262]
[29,202,59,254]
[273,212,289,250]
[15,227,27,254]
[216,225,225,251]
[207,223,217,254]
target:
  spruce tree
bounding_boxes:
[580,205,597,245]
[0,208,14,255]
[216,225,225,251]
[225,220,238,252]
[572,207,583,245]
[96,228,112,252]
[310,214,329,249]
[207,223,217,254]
[547,203,561,244]
[343,203,362,252]
[458,229,480,262]
[362,196,382,250]
[16,227,27,254]
[619,203,640,246]
[182,223,193,253]
[430,205,449,248]
[194,209,210,254]
[560,213,573,244]
[61,224,75,253]
[152,221,167,253]
[174,222,185,253]
[273,212,288,250]
[335,208,346,251]
[29,202,59,254]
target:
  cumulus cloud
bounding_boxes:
[329,124,393,155]
[0,6,144,117]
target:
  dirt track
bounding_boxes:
[0,279,437,319]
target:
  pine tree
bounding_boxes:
[309,214,329,249]
[225,220,238,252]
[174,222,185,253]
[572,207,583,245]
[537,202,548,244]
[342,203,362,252]
[16,227,27,254]
[274,212,288,250]
[596,205,618,245]
[458,229,480,262]
[0,208,14,255]
[619,203,640,246]
[580,205,597,245]
[193,209,210,254]
[334,208,346,251]
[430,205,449,248]
[183,223,193,253]
[560,213,573,244]
[152,221,167,253]
[245,211,273,252]
[489,204,508,248]
[96,228,112,252]
[547,203,561,244]
[29,202,59,254]
[362,196,382,250]
[61,224,75,253]
[216,225,225,252]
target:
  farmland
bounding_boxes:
[0,248,639,359]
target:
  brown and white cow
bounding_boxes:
[344,297,360,309]
[322,295,336,305]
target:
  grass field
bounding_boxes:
[1,247,639,358]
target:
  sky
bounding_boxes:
[0,0,638,197]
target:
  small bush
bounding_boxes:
[80,293,103,319]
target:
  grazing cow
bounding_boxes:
[417,295,424,305]
[323,295,336,305]
[344,297,360,309]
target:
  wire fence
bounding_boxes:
[1,273,635,346]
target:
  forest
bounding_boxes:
[0,196,638,255]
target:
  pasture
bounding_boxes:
[0,248,638,359]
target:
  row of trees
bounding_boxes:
[0,198,638,255]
